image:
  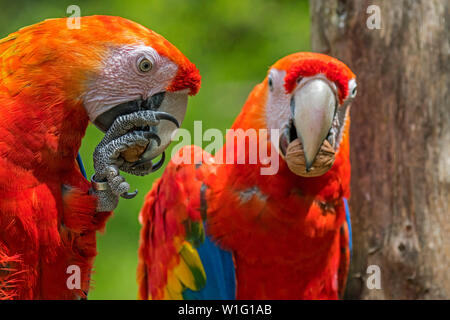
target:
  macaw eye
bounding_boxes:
[138,58,153,73]
[268,77,274,91]
[296,77,303,84]
[348,79,357,98]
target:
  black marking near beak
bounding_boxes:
[94,92,168,132]
[279,124,291,157]
[142,91,166,110]
[148,92,165,109]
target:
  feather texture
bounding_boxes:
[138,53,354,299]
[0,15,198,299]
[138,146,236,300]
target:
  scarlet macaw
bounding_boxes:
[0,15,200,299]
[137,52,356,299]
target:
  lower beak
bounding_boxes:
[291,79,336,170]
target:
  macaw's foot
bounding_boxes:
[91,109,179,211]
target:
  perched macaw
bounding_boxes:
[0,15,200,299]
[137,52,356,300]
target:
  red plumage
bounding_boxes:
[138,53,355,299]
[0,15,200,299]
[205,53,353,299]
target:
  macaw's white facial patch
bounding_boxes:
[265,69,290,155]
[348,78,357,98]
[83,44,179,122]
[266,69,289,134]
[83,44,190,174]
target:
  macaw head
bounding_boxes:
[264,52,356,177]
[0,15,200,164]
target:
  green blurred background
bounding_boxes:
[0,0,310,299]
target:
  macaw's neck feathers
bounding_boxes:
[0,90,89,172]
[231,82,267,131]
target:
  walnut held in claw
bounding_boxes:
[121,143,148,163]
[285,138,335,177]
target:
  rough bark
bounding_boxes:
[309,0,449,299]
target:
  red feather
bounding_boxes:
[138,53,355,299]
[0,15,199,299]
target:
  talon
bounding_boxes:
[143,132,161,146]
[155,112,180,128]
[130,158,152,168]
[151,151,166,172]
[121,189,138,199]
[130,150,165,169]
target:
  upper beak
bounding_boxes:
[291,79,336,170]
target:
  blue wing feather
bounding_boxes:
[76,153,87,179]
[183,225,236,300]
[343,198,352,258]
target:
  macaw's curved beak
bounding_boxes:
[291,79,336,170]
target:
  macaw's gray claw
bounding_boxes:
[131,150,166,171]
[151,151,166,172]
[121,189,138,199]
[130,158,152,168]
[155,111,180,128]
[143,132,162,146]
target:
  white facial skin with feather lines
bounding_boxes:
[83,44,190,210]
[83,45,179,121]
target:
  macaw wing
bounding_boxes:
[338,197,352,297]
[137,146,236,300]
[182,222,236,300]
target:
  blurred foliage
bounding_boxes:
[0,0,310,299]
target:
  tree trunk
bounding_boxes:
[309,0,449,299]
